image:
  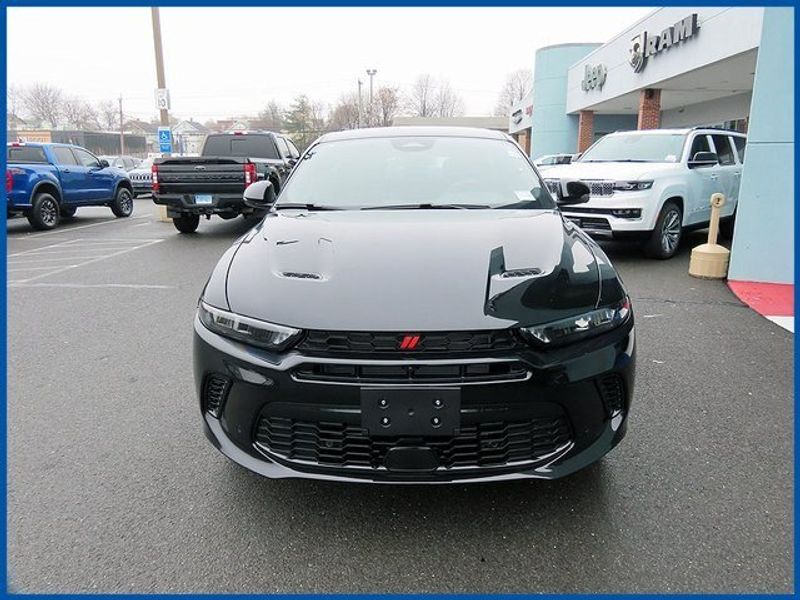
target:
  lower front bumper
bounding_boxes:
[194,316,635,484]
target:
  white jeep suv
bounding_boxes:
[542,128,746,259]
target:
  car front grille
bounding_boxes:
[545,179,614,197]
[292,361,530,385]
[254,415,572,471]
[296,329,525,357]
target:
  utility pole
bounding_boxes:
[151,7,170,134]
[357,78,364,129]
[365,69,377,127]
[118,95,125,155]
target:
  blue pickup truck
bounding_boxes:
[6,142,135,230]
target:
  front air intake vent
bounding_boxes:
[501,268,542,278]
[204,374,231,418]
[598,374,625,415]
[282,271,321,280]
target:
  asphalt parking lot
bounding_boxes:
[7,200,793,593]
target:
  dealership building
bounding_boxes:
[510,6,793,320]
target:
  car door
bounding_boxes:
[685,133,721,225]
[72,147,113,200]
[50,146,84,204]
[710,134,739,218]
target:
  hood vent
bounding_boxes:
[281,271,322,280]
[500,268,542,279]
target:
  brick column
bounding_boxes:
[637,88,661,130]
[577,111,594,153]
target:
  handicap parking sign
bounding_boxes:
[158,127,172,153]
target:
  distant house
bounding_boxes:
[172,119,210,155]
[7,113,28,132]
[125,120,159,154]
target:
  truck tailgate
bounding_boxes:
[155,157,248,195]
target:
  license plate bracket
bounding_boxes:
[195,194,213,205]
[361,388,461,437]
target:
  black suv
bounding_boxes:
[194,127,636,483]
[152,131,300,233]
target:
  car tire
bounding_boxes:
[173,214,200,234]
[27,192,60,230]
[110,187,134,218]
[60,205,77,218]
[643,201,683,259]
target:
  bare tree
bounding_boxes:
[433,80,465,118]
[406,74,436,117]
[7,84,23,119]
[22,83,63,128]
[406,75,464,118]
[328,92,360,130]
[493,68,532,117]
[258,99,285,131]
[62,96,100,130]
[97,100,118,131]
[375,86,400,126]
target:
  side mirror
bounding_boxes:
[243,180,276,209]
[688,151,718,168]
[556,180,591,205]
[99,159,110,168]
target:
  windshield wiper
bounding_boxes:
[360,203,490,210]
[582,159,651,163]
[273,203,343,211]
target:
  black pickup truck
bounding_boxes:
[152,131,301,233]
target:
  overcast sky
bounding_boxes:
[7,7,653,122]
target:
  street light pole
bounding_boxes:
[366,68,377,126]
[357,78,363,129]
[118,95,125,155]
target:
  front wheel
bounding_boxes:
[173,214,200,234]
[110,187,134,218]
[643,201,683,259]
[27,193,60,230]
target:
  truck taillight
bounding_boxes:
[6,169,13,193]
[244,162,257,186]
[151,164,160,193]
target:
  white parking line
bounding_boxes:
[8,282,174,290]
[7,238,164,284]
[21,215,149,238]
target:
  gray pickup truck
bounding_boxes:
[152,131,301,233]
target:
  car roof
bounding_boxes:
[317,126,510,144]
[607,128,745,137]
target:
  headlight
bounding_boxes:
[520,297,631,345]
[613,180,653,191]
[197,300,302,351]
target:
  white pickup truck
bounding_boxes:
[543,128,746,259]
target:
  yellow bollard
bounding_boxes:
[157,204,172,223]
[688,193,730,279]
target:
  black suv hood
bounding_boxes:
[223,210,609,331]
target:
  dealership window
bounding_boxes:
[711,135,736,165]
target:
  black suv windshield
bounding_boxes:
[579,133,686,163]
[277,136,554,210]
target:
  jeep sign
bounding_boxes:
[628,13,700,73]
[581,64,608,91]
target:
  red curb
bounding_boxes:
[728,280,794,317]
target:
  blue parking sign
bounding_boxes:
[158,127,172,153]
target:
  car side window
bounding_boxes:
[52,147,79,166]
[689,134,711,160]
[733,136,746,163]
[711,135,735,166]
[73,148,101,168]
[287,140,300,159]
[276,137,292,159]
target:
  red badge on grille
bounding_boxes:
[399,335,421,350]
